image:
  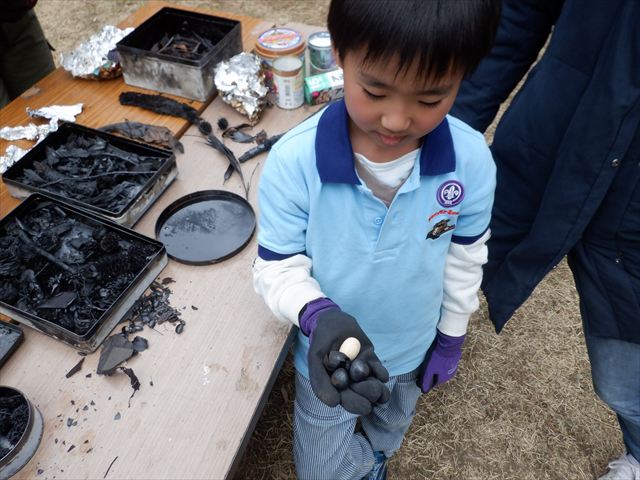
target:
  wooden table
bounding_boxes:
[0,3,324,478]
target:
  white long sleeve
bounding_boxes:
[438,230,491,336]
[252,254,326,327]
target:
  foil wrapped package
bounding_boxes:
[0,119,58,142]
[0,103,83,142]
[28,103,84,123]
[0,145,29,174]
[214,53,268,124]
[61,25,134,79]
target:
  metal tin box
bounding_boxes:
[2,122,177,227]
[0,194,167,353]
[116,7,242,101]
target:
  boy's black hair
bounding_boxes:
[328,0,501,79]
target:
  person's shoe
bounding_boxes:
[599,453,640,479]
[363,451,387,480]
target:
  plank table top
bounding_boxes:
[0,2,324,478]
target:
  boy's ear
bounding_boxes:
[333,47,342,69]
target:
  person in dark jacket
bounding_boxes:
[450,0,640,478]
[0,0,54,109]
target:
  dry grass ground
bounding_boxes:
[35,1,622,478]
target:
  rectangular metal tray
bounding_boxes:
[0,322,23,369]
[1,122,177,227]
[116,7,242,101]
[0,194,167,353]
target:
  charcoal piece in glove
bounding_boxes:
[300,300,388,410]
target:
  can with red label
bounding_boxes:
[254,27,305,93]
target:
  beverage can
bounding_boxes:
[272,56,304,109]
[308,31,336,71]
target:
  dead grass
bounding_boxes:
[35,1,622,478]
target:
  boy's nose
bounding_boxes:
[381,113,410,133]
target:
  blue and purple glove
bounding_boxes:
[300,298,390,415]
[419,331,465,393]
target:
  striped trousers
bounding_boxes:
[293,369,421,479]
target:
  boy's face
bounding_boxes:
[337,48,464,162]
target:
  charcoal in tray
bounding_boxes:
[14,132,163,213]
[149,22,216,61]
[2,122,177,227]
[0,194,166,351]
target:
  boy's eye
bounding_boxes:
[363,88,384,99]
[420,100,443,107]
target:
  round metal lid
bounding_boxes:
[155,190,256,265]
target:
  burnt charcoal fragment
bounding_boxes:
[121,281,184,334]
[330,368,350,390]
[120,367,141,401]
[348,359,371,382]
[96,334,135,375]
[149,24,215,61]
[217,117,229,131]
[14,133,166,214]
[131,336,148,353]
[65,357,85,378]
[324,350,349,372]
[38,291,77,310]
[0,281,18,304]
[100,120,183,153]
[120,92,210,134]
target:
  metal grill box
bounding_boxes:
[0,194,167,352]
[2,122,177,227]
[116,7,242,101]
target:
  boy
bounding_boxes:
[253,1,500,478]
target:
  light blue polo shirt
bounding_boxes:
[258,99,495,377]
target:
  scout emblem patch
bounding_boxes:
[426,219,455,240]
[436,180,464,207]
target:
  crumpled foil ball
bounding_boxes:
[214,52,268,125]
[61,25,134,80]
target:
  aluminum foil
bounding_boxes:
[0,145,29,174]
[0,118,58,142]
[0,103,83,142]
[214,53,268,124]
[28,103,83,123]
[61,25,134,79]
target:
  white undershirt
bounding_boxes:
[354,148,418,188]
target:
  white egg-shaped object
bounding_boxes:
[339,337,361,360]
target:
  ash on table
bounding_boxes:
[121,280,184,334]
[96,280,184,375]
[0,202,159,335]
[0,393,28,459]
[15,133,166,214]
[150,21,215,61]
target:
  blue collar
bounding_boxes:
[315,99,456,184]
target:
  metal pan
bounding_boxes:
[155,190,255,265]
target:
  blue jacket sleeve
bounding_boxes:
[450,0,564,132]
